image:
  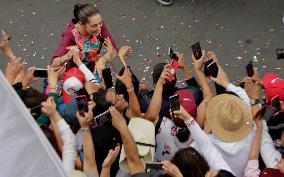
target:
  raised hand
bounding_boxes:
[109,106,127,131]
[192,50,206,71]
[104,37,117,60]
[76,101,96,129]
[161,160,183,177]
[116,66,133,88]
[102,145,121,168]
[22,67,39,89]
[5,56,24,84]
[0,30,10,50]
[41,97,57,118]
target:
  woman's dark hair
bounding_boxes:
[171,147,209,177]
[217,170,236,177]
[72,4,101,24]
[22,88,45,119]
[152,63,177,94]
[115,66,139,102]
[176,127,190,142]
[40,125,61,157]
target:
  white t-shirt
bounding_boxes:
[155,117,194,161]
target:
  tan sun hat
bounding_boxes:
[119,117,155,173]
[206,94,253,142]
[68,170,87,177]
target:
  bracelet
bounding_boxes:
[81,127,90,132]
[127,87,134,92]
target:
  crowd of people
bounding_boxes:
[1,3,284,177]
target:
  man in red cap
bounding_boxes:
[262,73,284,104]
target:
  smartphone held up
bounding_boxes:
[167,47,179,82]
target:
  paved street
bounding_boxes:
[0,0,284,88]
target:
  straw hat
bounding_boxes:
[206,94,253,142]
[119,118,155,173]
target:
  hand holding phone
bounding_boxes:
[75,96,88,116]
[33,68,48,78]
[191,42,202,60]
[246,60,254,77]
[207,61,219,78]
[91,110,112,127]
[168,47,179,82]
[170,95,180,118]
[145,162,163,171]
[271,95,280,110]
[102,67,113,89]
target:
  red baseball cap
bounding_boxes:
[260,168,284,177]
[174,89,197,127]
[62,67,85,103]
[262,73,284,103]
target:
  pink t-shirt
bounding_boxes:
[244,160,261,177]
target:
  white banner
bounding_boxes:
[0,71,68,177]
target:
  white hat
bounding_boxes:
[68,170,87,177]
[119,118,155,172]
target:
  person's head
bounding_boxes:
[170,147,209,177]
[115,66,139,102]
[72,4,102,36]
[175,127,190,142]
[152,63,176,92]
[93,88,129,115]
[262,73,284,104]
[206,94,253,142]
[22,88,45,119]
[205,169,236,177]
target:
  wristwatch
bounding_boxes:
[250,99,260,105]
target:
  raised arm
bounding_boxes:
[144,64,170,123]
[117,66,141,118]
[0,30,16,59]
[109,106,144,175]
[41,97,77,173]
[173,105,234,174]
[76,102,98,175]
[192,50,215,128]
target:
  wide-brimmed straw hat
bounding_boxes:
[206,94,253,142]
[119,118,155,173]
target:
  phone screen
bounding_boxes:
[246,61,254,77]
[94,110,112,126]
[33,68,48,78]
[145,162,163,171]
[191,42,202,60]
[75,96,88,116]
[168,47,178,61]
[207,61,219,78]
[170,94,180,112]
[102,68,113,89]
[271,95,280,109]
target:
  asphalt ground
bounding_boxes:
[0,0,284,89]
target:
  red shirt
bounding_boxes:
[51,21,117,71]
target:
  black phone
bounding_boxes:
[168,47,179,61]
[102,68,113,89]
[271,95,280,110]
[204,59,213,77]
[263,107,278,122]
[145,162,163,171]
[75,95,88,116]
[207,61,219,78]
[191,42,202,60]
[33,68,48,78]
[93,110,112,127]
[169,94,180,113]
[246,60,254,77]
